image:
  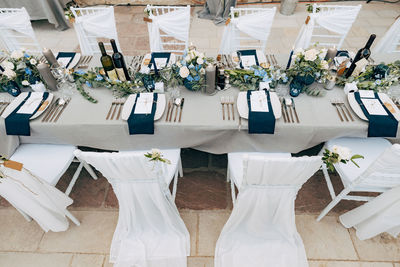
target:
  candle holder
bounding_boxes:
[324,74,336,90]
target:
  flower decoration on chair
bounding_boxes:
[0,50,42,96]
[177,47,207,91]
[287,47,329,97]
[322,145,364,172]
[225,65,288,91]
[336,61,400,92]
[144,149,171,164]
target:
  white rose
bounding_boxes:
[199,52,205,59]
[179,66,189,78]
[338,146,352,161]
[10,50,23,59]
[196,57,204,65]
[294,48,304,55]
[321,60,329,70]
[3,69,16,79]
[291,54,297,61]
[2,60,14,70]
[21,80,30,86]
[185,55,191,62]
[304,48,318,61]
[29,59,37,65]
[332,145,339,154]
[151,148,161,157]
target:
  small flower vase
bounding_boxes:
[289,73,315,97]
[2,81,21,97]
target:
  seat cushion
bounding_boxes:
[326,137,392,187]
[10,144,76,186]
[228,152,291,189]
[120,149,180,185]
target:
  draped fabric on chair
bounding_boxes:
[373,17,400,53]
[0,8,41,53]
[74,150,190,267]
[72,7,120,55]
[0,165,73,232]
[294,5,361,50]
[147,6,191,53]
[340,185,400,240]
[215,156,322,267]
[218,8,276,54]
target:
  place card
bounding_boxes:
[359,90,375,98]
[17,94,43,114]
[240,55,257,68]
[361,98,388,116]
[154,58,168,69]
[250,91,268,112]
[134,93,154,114]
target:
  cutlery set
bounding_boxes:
[220,96,235,120]
[106,100,125,120]
[166,98,184,123]
[76,56,93,69]
[0,102,10,116]
[266,54,278,67]
[331,99,354,122]
[281,98,300,123]
[42,98,71,123]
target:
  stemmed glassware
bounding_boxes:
[50,64,75,98]
[160,67,180,99]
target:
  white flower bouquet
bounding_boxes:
[322,145,364,172]
[144,149,171,164]
[177,46,207,91]
[288,47,330,81]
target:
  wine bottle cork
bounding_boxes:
[37,63,58,91]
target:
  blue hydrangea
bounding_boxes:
[194,75,200,81]
[25,68,32,75]
[375,79,382,85]
[75,70,86,75]
[188,64,195,69]
[186,75,194,82]
[244,75,249,82]
[95,74,103,81]
[282,76,288,83]
[24,53,30,58]
[262,76,272,83]
[254,69,262,77]
[85,81,92,87]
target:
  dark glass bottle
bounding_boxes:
[345,34,376,78]
[98,42,118,81]
[110,39,130,81]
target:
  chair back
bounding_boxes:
[373,18,400,54]
[70,6,120,55]
[146,5,190,54]
[0,8,41,54]
[358,144,400,188]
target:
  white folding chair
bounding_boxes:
[373,17,400,54]
[8,143,98,225]
[215,156,322,267]
[219,7,276,54]
[70,6,120,55]
[0,8,41,54]
[146,5,190,54]
[74,149,189,267]
[317,137,400,221]
[294,4,361,50]
[227,152,291,205]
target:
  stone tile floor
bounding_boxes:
[1,1,400,266]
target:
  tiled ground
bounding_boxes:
[1,1,400,266]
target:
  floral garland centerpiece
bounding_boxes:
[177,47,207,91]
[287,47,330,97]
[0,50,42,96]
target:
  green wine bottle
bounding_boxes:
[98,42,118,81]
[110,39,130,81]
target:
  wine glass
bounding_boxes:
[50,64,75,98]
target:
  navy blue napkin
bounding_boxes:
[5,92,49,136]
[237,49,259,69]
[127,93,158,135]
[246,90,275,134]
[354,92,398,137]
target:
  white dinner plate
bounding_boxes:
[231,50,268,69]
[1,92,54,120]
[348,91,400,121]
[237,91,282,119]
[140,53,176,72]
[121,93,166,121]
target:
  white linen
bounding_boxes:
[340,185,400,240]
[0,165,73,232]
[373,18,400,54]
[0,7,38,52]
[17,93,43,114]
[74,150,190,267]
[74,7,119,55]
[148,8,190,52]
[294,6,361,50]
[219,8,276,54]
[215,156,322,267]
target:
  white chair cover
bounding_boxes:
[218,8,276,54]
[373,17,400,53]
[0,165,73,232]
[73,7,120,55]
[74,150,189,267]
[215,156,322,267]
[294,6,361,50]
[340,185,400,240]
[148,7,190,52]
[0,8,40,53]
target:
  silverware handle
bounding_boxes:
[54,103,68,122]
[344,105,354,121]
[222,104,225,120]
[106,103,114,120]
[335,105,344,122]
[294,109,300,123]
[339,105,348,121]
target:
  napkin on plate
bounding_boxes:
[246,90,275,134]
[127,93,158,135]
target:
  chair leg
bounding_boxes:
[172,169,179,201]
[230,179,236,206]
[322,164,336,200]
[178,156,183,178]
[65,209,80,226]
[16,208,32,222]
[317,187,352,221]
[65,162,84,196]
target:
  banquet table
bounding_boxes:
[1,54,400,158]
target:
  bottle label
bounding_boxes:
[115,68,126,82]
[107,70,119,81]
